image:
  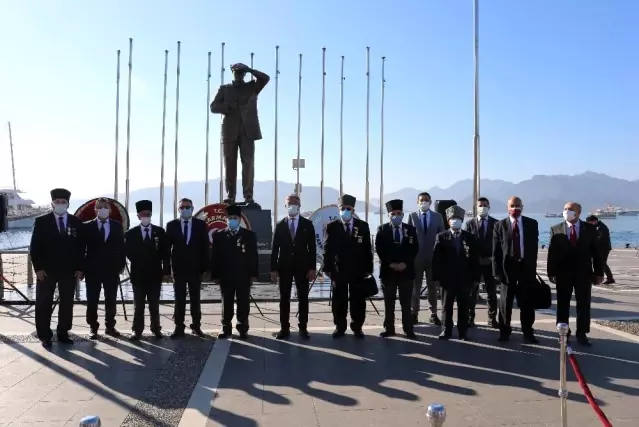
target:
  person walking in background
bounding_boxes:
[586,215,614,284]
[407,192,445,326]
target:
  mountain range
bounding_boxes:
[71,171,639,214]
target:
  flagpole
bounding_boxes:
[379,56,386,225]
[339,55,345,198]
[113,50,121,200]
[172,41,181,220]
[365,47,370,222]
[472,0,481,217]
[219,42,225,202]
[250,52,254,80]
[124,38,133,211]
[159,49,169,227]
[320,47,326,206]
[273,45,280,228]
[204,51,212,206]
[295,53,303,194]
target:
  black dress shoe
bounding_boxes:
[42,340,52,349]
[171,329,185,339]
[523,334,539,344]
[430,315,442,326]
[411,314,419,325]
[468,318,476,328]
[353,330,365,339]
[576,334,592,346]
[105,328,122,338]
[332,328,346,338]
[238,331,248,340]
[153,331,163,339]
[275,329,290,340]
[438,332,452,340]
[89,329,99,340]
[217,331,231,339]
[487,319,499,329]
[191,326,205,337]
[405,330,417,339]
[498,334,510,342]
[299,329,310,340]
[379,330,396,338]
[130,333,141,341]
[57,335,74,345]
[458,334,471,341]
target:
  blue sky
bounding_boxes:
[0,0,638,205]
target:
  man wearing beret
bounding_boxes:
[375,199,420,338]
[30,188,85,348]
[431,205,480,340]
[124,200,171,340]
[210,204,259,339]
[322,194,374,338]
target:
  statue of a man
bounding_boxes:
[210,62,270,206]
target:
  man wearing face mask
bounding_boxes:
[548,202,603,345]
[124,200,171,340]
[270,194,316,339]
[30,188,85,348]
[407,192,445,326]
[322,194,374,338]
[431,205,480,340]
[463,197,499,328]
[83,198,126,339]
[166,198,210,338]
[493,196,539,343]
[210,204,259,339]
[586,215,614,285]
[375,199,419,338]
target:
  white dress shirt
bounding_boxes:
[141,224,152,239]
[54,212,68,232]
[509,216,525,258]
[97,217,110,241]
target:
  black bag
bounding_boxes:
[363,276,379,298]
[532,275,552,310]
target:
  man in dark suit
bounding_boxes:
[432,205,480,340]
[270,194,316,340]
[586,215,614,284]
[548,203,603,345]
[30,188,85,348]
[375,199,419,338]
[210,63,270,205]
[493,196,540,343]
[124,200,171,340]
[166,198,209,338]
[322,194,374,338]
[463,196,499,328]
[83,197,126,339]
[210,204,259,339]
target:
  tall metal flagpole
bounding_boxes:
[339,56,345,198]
[7,122,16,191]
[365,47,370,222]
[379,56,386,225]
[273,46,280,228]
[113,50,121,200]
[320,47,326,206]
[159,50,169,227]
[173,41,181,220]
[219,42,225,202]
[295,54,303,194]
[250,52,254,80]
[472,0,481,217]
[124,38,133,211]
[204,51,212,206]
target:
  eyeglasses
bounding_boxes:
[340,207,353,212]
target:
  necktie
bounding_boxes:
[58,217,65,236]
[144,227,151,242]
[100,220,106,242]
[512,220,521,259]
[183,221,189,245]
[422,213,428,233]
[479,219,485,239]
[289,218,296,240]
[569,225,577,246]
[394,226,401,243]
[345,223,350,235]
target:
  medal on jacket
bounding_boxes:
[242,244,246,253]
[154,235,159,250]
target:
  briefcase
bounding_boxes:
[516,274,552,310]
[362,276,379,298]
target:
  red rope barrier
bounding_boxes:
[567,350,613,427]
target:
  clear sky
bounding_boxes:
[0,0,638,204]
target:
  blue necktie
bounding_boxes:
[58,217,65,236]
[183,221,189,245]
[422,213,428,233]
[394,226,401,243]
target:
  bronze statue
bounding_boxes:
[210,62,270,207]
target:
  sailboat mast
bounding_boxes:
[7,122,17,191]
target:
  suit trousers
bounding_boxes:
[173,277,202,329]
[223,134,255,201]
[469,264,498,320]
[602,251,614,280]
[412,259,436,316]
[220,280,251,333]
[132,282,162,334]
[556,276,592,335]
[278,273,310,330]
[382,278,413,333]
[441,285,470,335]
[331,278,366,332]
[35,273,75,341]
[498,262,536,335]
[85,275,119,330]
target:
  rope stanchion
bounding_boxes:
[567,346,613,427]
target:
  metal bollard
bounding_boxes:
[79,415,101,426]
[426,403,446,427]
[557,323,569,427]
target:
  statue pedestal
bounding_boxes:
[241,207,272,282]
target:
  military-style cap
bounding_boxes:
[338,194,356,207]
[50,188,71,201]
[446,205,465,220]
[385,199,403,212]
[226,204,242,217]
[135,200,152,213]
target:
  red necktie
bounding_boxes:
[569,225,577,246]
[512,219,521,259]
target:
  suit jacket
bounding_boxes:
[210,228,259,282]
[270,215,317,275]
[463,216,498,259]
[492,216,539,284]
[547,220,604,280]
[322,218,374,280]
[83,218,126,278]
[124,225,171,284]
[407,209,445,263]
[166,217,209,278]
[593,221,612,254]
[30,212,85,275]
[375,222,419,280]
[431,230,481,288]
[210,72,270,143]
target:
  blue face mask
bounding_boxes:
[228,219,240,230]
[180,208,193,219]
[340,209,352,221]
[450,219,463,230]
[391,214,403,226]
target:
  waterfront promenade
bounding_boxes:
[0,250,637,426]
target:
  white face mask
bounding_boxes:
[563,210,576,222]
[97,208,109,219]
[53,203,68,215]
[450,219,463,230]
[140,217,151,226]
[477,206,489,218]
[419,201,431,212]
[287,205,299,216]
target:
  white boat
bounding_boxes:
[545,212,560,218]
[1,189,51,229]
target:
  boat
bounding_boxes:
[616,208,639,216]
[1,189,51,229]
[545,213,560,218]
[590,204,617,220]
